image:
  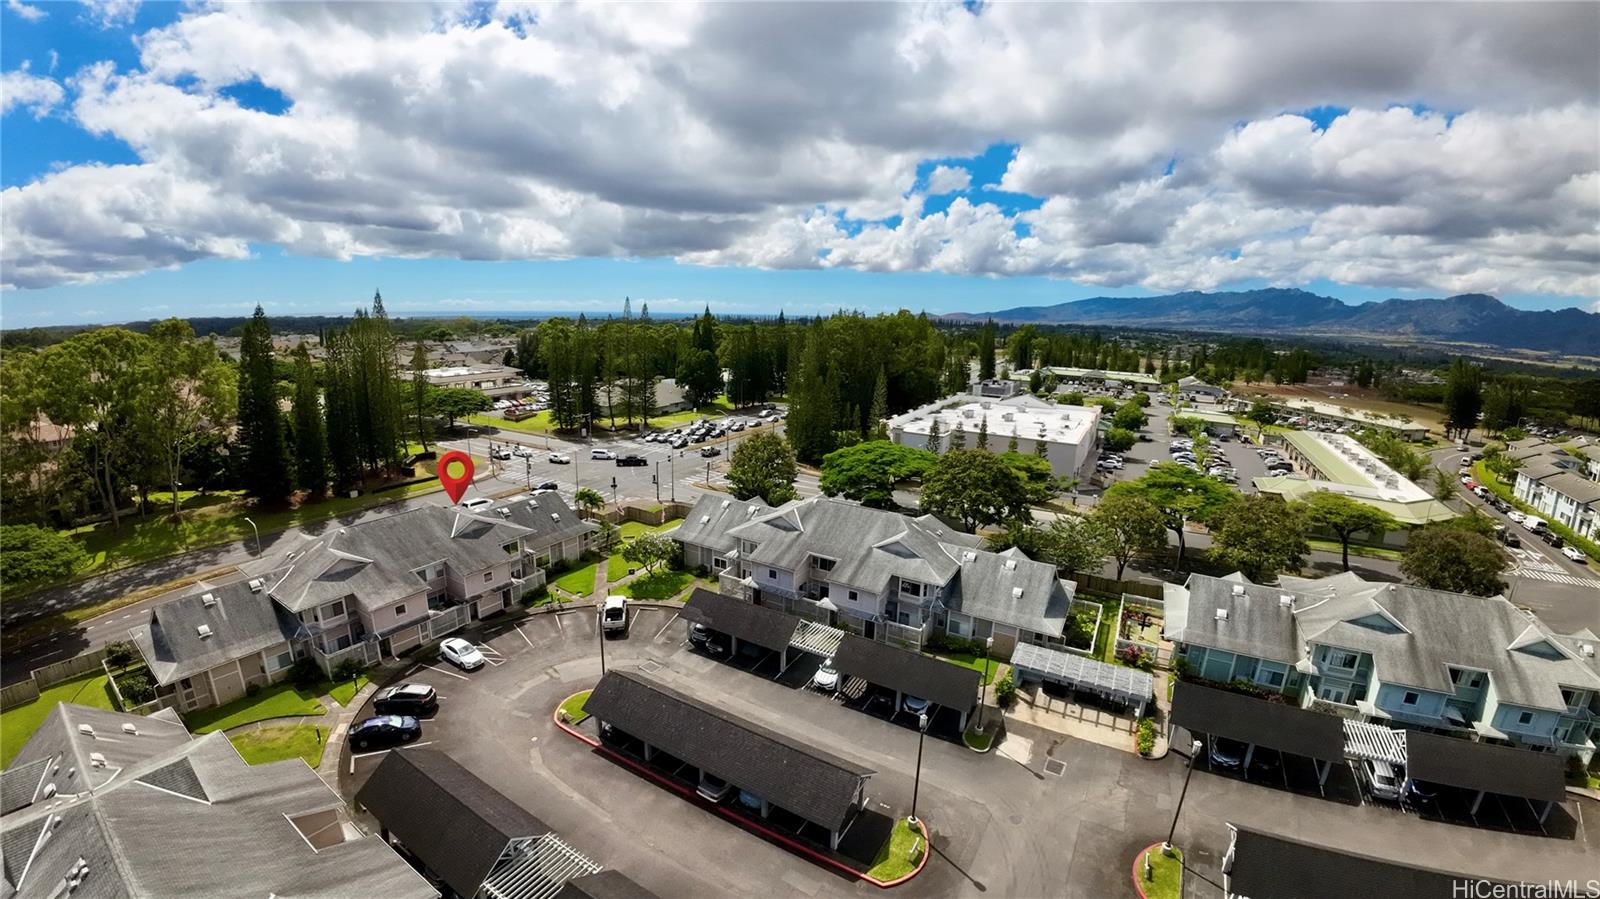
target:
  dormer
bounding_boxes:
[1507,625,1569,661]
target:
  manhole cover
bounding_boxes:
[639,660,662,674]
[1043,758,1067,777]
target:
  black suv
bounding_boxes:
[616,454,648,467]
[373,683,438,716]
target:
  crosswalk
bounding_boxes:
[1508,547,1600,589]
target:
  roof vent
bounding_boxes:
[961,550,976,562]
[721,499,731,508]
[121,723,138,736]
[88,753,106,769]
[1584,644,1596,658]
[41,783,56,799]
[201,592,217,607]
[1012,587,1024,599]
[196,624,213,639]
[77,724,95,737]
[1004,559,1017,571]
[1279,594,1294,608]
[248,578,264,593]
[1215,608,1230,621]
[498,508,511,517]
[1231,584,1245,596]
[701,515,711,524]
[550,513,560,521]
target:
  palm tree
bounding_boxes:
[574,487,604,520]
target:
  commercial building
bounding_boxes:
[1252,430,1455,528]
[1015,366,1161,391]
[671,494,1076,655]
[0,703,436,899]
[1164,571,1600,762]
[886,393,1100,477]
[421,364,533,399]
[594,377,692,419]
[1230,397,1428,441]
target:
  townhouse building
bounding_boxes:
[1510,439,1600,541]
[1164,571,1600,762]
[131,499,591,713]
[670,494,1074,655]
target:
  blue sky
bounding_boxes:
[2,2,1594,326]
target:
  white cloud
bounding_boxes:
[6,0,46,22]
[1,63,64,118]
[80,0,140,28]
[1,2,1596,303]
[925,165,971,195]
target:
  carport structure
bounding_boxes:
[1171,681,1346,792]
[1405,731,1567,827]
[1221,823,1518,898]
[585,670,876,851]
[681,587,802,664]
[832,634,981,730]
[1009,642,1153,717]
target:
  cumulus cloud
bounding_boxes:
[1,63,63,118]
[1,1,1597,302]
[6,0,45,22]
[80,0,140,28]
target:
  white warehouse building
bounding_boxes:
[886,394,1100,477]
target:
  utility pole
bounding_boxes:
[909,711,930,825]
[1165,739,1204,852]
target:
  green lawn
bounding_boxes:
[617,518,682,540]
[554,561,600,595]
[1,673,116,767]
[606,552,632,582]
[1308,538,1404,562]
[927,651,1001,685]
[467,410,555,434]
[1138,847,1183,899]
[624,569,696,601]
[327,675,370,708]
[183,681,327,734]
[645,397,736,430]
[962,725,996,752]
[866,819,926,882]
[228,724,327,768]
[559,690,591,725]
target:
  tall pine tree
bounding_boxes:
[868,367,889,440]
[291,344,327,495]
[237,306,292,501]
[411,341,431,452]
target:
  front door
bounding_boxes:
[864,620,876,640]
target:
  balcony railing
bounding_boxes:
[880,619,931,650]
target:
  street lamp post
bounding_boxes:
[909,711,930,825]
[977,637,994,732]
[243,517,261,555]
[654,460,662,503]
[598,606,608,675]
[1164,739,1204,853]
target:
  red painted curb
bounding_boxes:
[1130,841,1177,899]
[552,696,923,888]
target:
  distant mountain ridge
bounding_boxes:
[938,289,1600,355]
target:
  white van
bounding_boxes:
[1525,516,1549,533]
[590,448,616,460]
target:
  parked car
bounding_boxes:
[349,715,421,751]
[1562,545,1589,563]
[602,595,629,632]
[812,658,840,692]
[590,448,617,460]
[461,497,494,512]
[548,452,571,464]
[1502,532,1522,548]
[616,454,648,466]
[440,637,486,670]
[1459,473,1474,485]
[1507,510,1527,525]
[700,446,722,457]
[697,774,734,803]
[1096,460,1122,471]
[490,447,513,461]
[1208,736,1247,769]
[1363,759,1402,801]
[900,695,931,716]
[1406,778,1440,803]
[373,683,438,716]
[513,446,535,458]
[534,480,559,491]
[689,623,726,656]
[1541,531,1565,549]
[669,437,688,449]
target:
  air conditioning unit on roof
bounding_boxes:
[201,593,217,607]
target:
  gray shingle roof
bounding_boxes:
[1,706,436,899]
[1539,471,1600,505]
[7,703,194,796]
[1171,681,1346,762]
[1406,730,1566,803]
[356,748,550,899]
[832,634,981,713]
[484,492,597,548]
[1165,575,1303,665]
[585,671,873,832]
[1516,459,1565,482]
[680,588,800,653]
[669,494,770,554]
[727,498,961,595]
[0,758,50,815]
[271,505,534,612]
[129,578,298,686]
[942,547,1071,636]
[1225,825,1513,899]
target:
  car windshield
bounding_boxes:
[605,607,624,618]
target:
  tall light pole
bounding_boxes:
[669,454,676,502]
[909,711,930,825]
[654,460,662,503]
[597,605,608,675]
[243,517,261,555]
[1164,739,1204,853]
[977,637,994,732]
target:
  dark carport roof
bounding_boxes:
[554,870,661,899]
[355,748,551,899]
[1406,730,1566,803]
[1225,824,1516,898]
[585,671,873,832]
[680,588,798,653]
[1170,681,1345,762]
[832,634,981,713]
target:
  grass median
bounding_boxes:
[866,818,926,882]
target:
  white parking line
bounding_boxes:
[349,741,436,773]
[653,612,679,641]
[422,664,470,681]
[515,624,534,647]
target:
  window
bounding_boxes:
[269,651,293,672]
[1330,651,1358,670]
[395,604,407,617]
[712,556,727,571]
[536,554,552,568]
[812,556,836,572]
[818,584,830,599]
[326,599,345,617]
[1262,669,1285,688]
[899,580,922,597]
[1401,691,1419,706]
[503,542,518,556]
[484,572,493,583]
[1561,688,1578,709]
[848,590,858,601]
[767,569,776,579]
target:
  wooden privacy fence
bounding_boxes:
[1067,571,1164,601]
[1,647,111,711]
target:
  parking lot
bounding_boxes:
[333,604,1599,897]
[1091,399,1266,494]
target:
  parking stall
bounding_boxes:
[1404,731,1566,829]
[832,634,980,732]
[1171,681,1347,794]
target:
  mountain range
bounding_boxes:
[939,289,1600,355]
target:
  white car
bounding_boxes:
[601,595,629,632]
[1562,546,1590,564]
[1507,511,1526,525]
[461,497,494,511]
[590,448,616,460]
[548,452,571,464]
[512,445,535,458]
[439,637,485,670]
[812,658,840,691]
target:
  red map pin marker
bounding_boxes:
[438,450,474,505]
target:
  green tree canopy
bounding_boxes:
[997,451,1059,505]
[1111,401,1147,431]
[818,441,936,508]
[1103,428,1136,453]
[918,449,1029,532]
[1400,526,1507,596]
[727,432,798,506]
[1087,493,1168,579]
[1209,494,1309,582]
[426,386,493,430]
[1246,400,1277,434]
[1302,492,1398,570]
[1036,516,1108,575]
[622,531,677,575]
[0,524,89,588]
[1104,462,1237,570]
